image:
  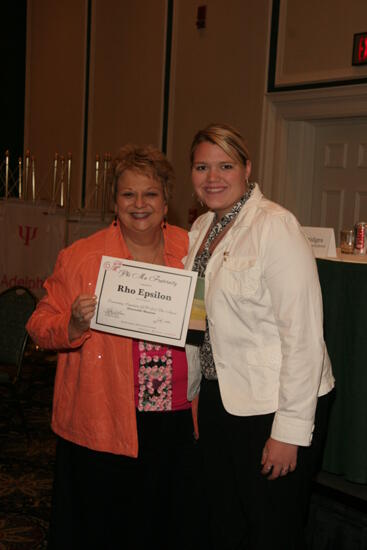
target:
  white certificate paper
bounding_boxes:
[90,256,198,347]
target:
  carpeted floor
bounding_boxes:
[0,361,56,550]
[1,358,367,550]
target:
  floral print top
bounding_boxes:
[133,340,191,412]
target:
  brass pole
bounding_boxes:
[52,153,58,202]
[5,150,9,199]
[18,157,22,198]
[31,156,36,202]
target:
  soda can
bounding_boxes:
[354,222,367,254]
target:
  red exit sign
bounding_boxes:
[352,32,367,65]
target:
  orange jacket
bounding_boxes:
[27,222,189,457]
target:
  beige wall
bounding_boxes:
[25,0,87,210]
[276,0,367,86]
[25,0,166,212]
[85,0,167,209]
[166,0,271,227]
[24,0,367,222]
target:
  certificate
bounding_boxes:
[90,256,198,347]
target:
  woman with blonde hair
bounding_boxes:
[185,123,334,550]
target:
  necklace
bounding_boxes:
[128,234,164,264]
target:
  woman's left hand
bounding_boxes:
[260,437,298,480]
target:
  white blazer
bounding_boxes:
[185,184,334,446]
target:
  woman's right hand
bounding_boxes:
[68,294,97,341]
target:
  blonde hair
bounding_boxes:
[190,123,250,167]
[111,144,175,202]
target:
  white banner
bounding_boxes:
[0,201,66,298]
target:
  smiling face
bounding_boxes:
[191,141,252,219]
[115,169,168,236]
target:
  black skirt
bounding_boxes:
[48,409,206,550]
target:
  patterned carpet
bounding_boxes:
[0,360,57,550]
[1,357,367,550]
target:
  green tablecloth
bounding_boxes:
[317,258,367,484]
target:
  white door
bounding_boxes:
[311,118,367,244]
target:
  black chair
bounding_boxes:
[0,285,37,438]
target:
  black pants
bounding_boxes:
[198,379,332,550]
[48,409,204,550]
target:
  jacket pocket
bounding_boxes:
[221,256,260,297]
[245,346,281,400]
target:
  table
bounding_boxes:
[317,254,367,484]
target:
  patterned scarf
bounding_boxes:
[192,182,255,380]
[193,182,255,276]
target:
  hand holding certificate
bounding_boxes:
[91,256,198,347]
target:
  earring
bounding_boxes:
[192,192,204,207]
[113,214,118,226]
[163,217,167,229]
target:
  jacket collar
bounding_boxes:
[232,183,263,229]
[162,223,188,263]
